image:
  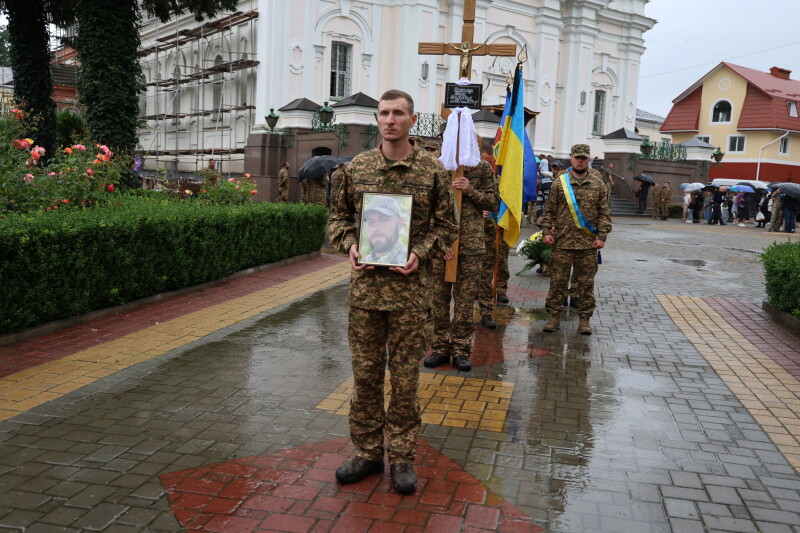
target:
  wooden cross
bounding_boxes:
[418,0,516,282]
[418,0,516,80]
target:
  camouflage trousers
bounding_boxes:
[348,306,424,464]
[769,208,783,232]
[431,254,482,358]
[478,224,510,313]
[545,248,599,318]
[278,187,288,203]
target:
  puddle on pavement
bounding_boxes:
[667,258,707,267]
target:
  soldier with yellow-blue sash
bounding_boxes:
[539,144,612,335]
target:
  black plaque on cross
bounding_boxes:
[444,83,483,109]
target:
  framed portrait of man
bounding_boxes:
[358,193,414,267]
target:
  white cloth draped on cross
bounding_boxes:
[439,79,480,171]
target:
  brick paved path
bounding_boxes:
[0,219,798,532]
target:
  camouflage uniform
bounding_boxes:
[769,190,783,232]
[478,221,510,314]
[330,169,345,207]
[328,139,457,464]
[651,185,661,219]
[278,168,289,202]
[431,161,498,359]
[660,184,672,219]
[540,166,612,318]
[308,174,329,207]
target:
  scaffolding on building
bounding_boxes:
[137,4,259,178]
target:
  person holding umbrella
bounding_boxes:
[634,174,654,214]
[782,185,800,233]
[708,186,726,225]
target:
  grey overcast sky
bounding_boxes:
[638,0,800,119]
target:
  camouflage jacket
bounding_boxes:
[661,185,672,205]
[652,186,661,204]
[308,174,329,206]
[456,161,499,255]
[330,170,344,204]
[540,168,612,250]
[329,140,458,311]
[278,168,289,190]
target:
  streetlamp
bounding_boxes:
[640,138,653,157]
[318,102,335,126]
[265,108,279,131]
[711,147,725,164]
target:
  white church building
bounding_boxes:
[137,0,655,175]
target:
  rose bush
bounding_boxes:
[0,107,127,216]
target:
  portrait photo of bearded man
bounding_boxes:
[359,194,411,266]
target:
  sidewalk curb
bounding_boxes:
[761,299,800,338]
[0,250,322,347]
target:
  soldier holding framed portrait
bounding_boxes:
[328,89,457,494]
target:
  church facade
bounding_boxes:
[137,0,655,175]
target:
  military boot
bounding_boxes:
[335,456,384,484]
[480,314,496,329]
[578,317,592,335]
[543,312,560,332]
[423,350,450,368]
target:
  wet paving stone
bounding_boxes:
[0,220,798,531]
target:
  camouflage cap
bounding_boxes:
[365,195,401,217]
[570,144,591,157]
[551,160,564,168]
[424,140,441,151]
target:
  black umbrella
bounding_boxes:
[767,182,787,189]
[634,174,655,186]
[298,155,352,181]
[780,183,800,200]
[702,184,719,191]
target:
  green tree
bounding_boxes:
[0,1,74,156]
[74,0,237,153]
[0,26,11,67]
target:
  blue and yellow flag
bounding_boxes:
[492,65,535,247]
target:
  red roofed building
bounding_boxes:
[661,62,800,183]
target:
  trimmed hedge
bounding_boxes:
[0,197,328,334]
[761,241,800,318]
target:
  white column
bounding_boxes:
[253,0,291,132]
[532,2,563,155]
[556,2,599,155]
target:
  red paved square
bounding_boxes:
[159,437,542,532]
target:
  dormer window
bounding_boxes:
[789,101,798,118]
[712,101,732,123]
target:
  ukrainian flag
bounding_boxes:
[493,65,533,247]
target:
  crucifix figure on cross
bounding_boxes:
[451,41,482,79]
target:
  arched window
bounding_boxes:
[712,101,731,123]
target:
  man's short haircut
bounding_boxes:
[379,89,414,115]
[481,143,493,155]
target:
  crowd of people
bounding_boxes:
[681,186,798,233]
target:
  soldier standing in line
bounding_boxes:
[308,173,330,207]
[660,182,672,220]
[424,140,442,157]
[601,163,615,214]
[277,161,290,202]
[423,152,498,371]
[328,89,457,495]
[541,144,612,335]
[769,189,784,232]
[329,162,346,208]
[651,183,662,219]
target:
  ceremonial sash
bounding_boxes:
[559,173,599,237]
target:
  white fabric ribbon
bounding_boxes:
[439,78,480,171]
